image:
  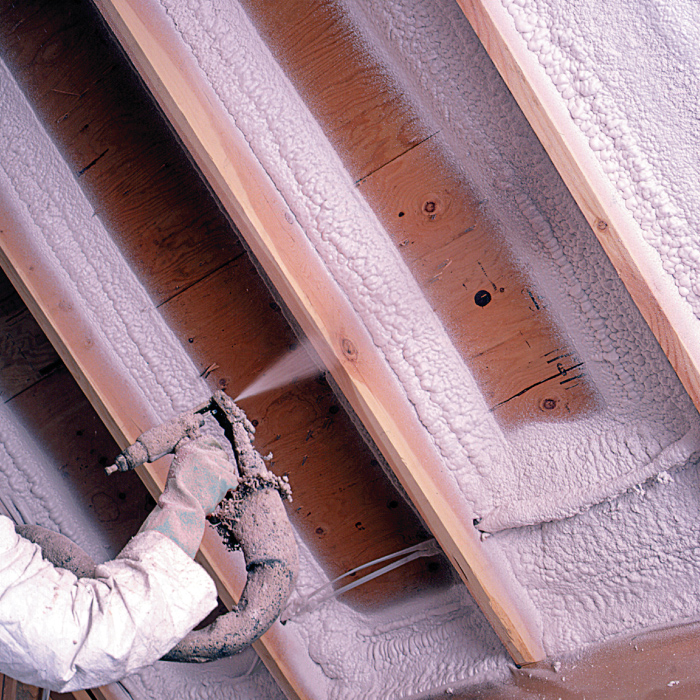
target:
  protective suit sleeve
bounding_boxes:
[0,515,217,691]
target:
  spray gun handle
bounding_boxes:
[105,412,206,474]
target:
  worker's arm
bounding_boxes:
[0,439,238,692]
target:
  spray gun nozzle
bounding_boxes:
[104,410,205,474]
[104,391,252,475]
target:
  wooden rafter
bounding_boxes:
[90,0,545,666]
[455,0,700,417]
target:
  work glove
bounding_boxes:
[139,438,239,558]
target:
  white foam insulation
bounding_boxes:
[0,0,699,697]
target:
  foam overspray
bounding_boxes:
[235,340,320,401]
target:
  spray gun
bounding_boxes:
[24,391,297,661]
[105,390,263,477]
[105,411,205,474]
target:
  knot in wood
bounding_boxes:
[341,337,358,361]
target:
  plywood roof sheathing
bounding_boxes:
[91,0,544,667]
[455,0,700,415]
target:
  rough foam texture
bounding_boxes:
[154,0,700,684]
[156,0,700,538]
[119,650,286,700]
[0,59,284,698]
[0,402,110,562]
[494,465,700,653]
[500,0,700,317]
[356,0,700,658]
[286,538,509,699]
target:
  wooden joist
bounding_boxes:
[455,0,700,418]
[91,0,544,666]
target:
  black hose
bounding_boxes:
[164,486,298,662]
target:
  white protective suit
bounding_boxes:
[0,515,217,691]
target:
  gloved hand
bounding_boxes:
[139,438,239,558]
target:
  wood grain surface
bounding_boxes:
[358,139,596,424]
[91,0,546,667]
[0,0,447,670]
[243,0,597,429]
[241,0,430,183]
[0,676,16,700]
